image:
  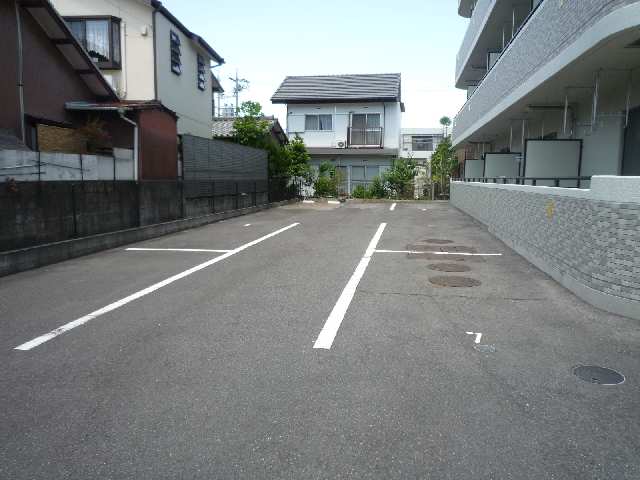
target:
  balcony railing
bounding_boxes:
[347,127,384,148]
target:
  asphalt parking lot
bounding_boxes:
[1,200,639,479]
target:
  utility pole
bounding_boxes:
[228,70,249,116]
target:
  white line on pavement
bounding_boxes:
[243,224,251,227]
[375,249,502,256]
[390,203,397,211]
[126,248,232,253]
[466,331,483,344]
[313,223,387,350]
[15,223,300,351]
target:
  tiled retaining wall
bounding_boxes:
[450,178,640,320]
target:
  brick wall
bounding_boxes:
[450,180,640,320]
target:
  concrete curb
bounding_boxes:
[0,199,299,278]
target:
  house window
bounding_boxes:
[197,54,206,90]
[412,136,434,151]
[65,17,121,69]
[351,113,382,145]
[305,114,332,131]
[170,31,182,75]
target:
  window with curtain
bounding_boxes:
[305,114,332,131]
[65,17,121,68]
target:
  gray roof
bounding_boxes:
[271,73,402,104]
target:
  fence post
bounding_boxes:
[211,180,215,213]
[71,183,78,237]
[554,178,560,187]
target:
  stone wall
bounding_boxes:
[450,177,640,320]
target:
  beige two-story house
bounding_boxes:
[50,0,224,138]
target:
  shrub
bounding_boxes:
[313,161,344,197]
[314,176,337,197]
[368,176,386,198]
[352,184,368,198]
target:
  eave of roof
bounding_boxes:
[66,100,178,118]
[19,0,118,101]
[151,0,224,64]
[271,73,402,104]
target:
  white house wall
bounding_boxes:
[286,102,401,149]
[50,0,155,100]
[154,12,214,138]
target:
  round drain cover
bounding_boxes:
[428,263,471,273]
[429,276,481,287]
[573,365,625,385]
[423,239,454,244]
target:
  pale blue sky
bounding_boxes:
[161,0,469,128]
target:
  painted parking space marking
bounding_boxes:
[375,249,502,256]
[390,203,397,211]
[313,223,387,350]
[15,223,300,351]
[126,248,232,253]
[466,331,483,344]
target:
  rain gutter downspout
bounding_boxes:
[15,0,25,143]
[119,109,138,181]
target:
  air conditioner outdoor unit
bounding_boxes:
[337,141,346,148]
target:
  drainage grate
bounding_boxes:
[474,344,496,353]
[428,263,471,273]
[573,365,625,385]
[429,276,481,287]
[423,239,454,244]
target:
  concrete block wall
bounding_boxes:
[450,177,640,320]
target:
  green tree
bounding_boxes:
[430,136,458,197]
[232,101,270,148]
[440,116,452,137]
[232,101,312,182]
[284,135,313,184]
[383,158,417,199]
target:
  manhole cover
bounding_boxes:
[573,365,625,385]
[474,344,496,353]
[408,253,468,261]
[437,246,477,253]
[428,263,471,272]
[429,276,481,287]
[423,239,454,244]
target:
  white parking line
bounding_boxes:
[126,248,232,253]
[15,223,300,351]
[375,249,502,256]
[390,203,397,211]
[243,224,251,227]
[313,223,387,350]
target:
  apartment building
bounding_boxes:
[50,0,225,138]
[271,73,403,194]
[450,1,640,321]
[453,0,640,183]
